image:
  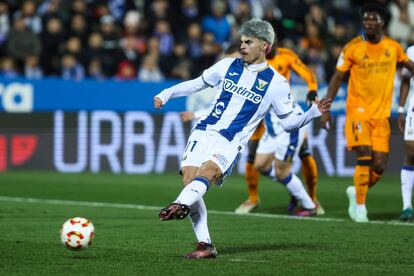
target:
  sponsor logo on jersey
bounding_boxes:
[256,79,269,91]
[223,78,262,104]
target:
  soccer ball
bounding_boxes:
[60,217,95,250]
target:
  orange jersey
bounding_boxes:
[337,36,409,119]
[267,47,318,91]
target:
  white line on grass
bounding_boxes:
[0,196,412,227]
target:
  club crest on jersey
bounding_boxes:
[223,78,263,104]
[256,79,268,91]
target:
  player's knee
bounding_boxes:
[371,160,386,174]
[405,151,414,166]
[198,162,221,183]
[254,161,267,173]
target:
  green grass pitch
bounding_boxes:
[1,171,414,275]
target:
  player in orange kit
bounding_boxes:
[235,42,324,215]
[321,3,414,222]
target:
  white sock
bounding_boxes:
[282,174,315,209]
[401,167,414,210]
[175,177,209,206]
[189,198,211,244]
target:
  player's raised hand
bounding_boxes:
[180,111,195,122]
[154,96,163,109]
[398,113,405,133]
[315,97,332,114]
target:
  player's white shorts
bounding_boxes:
[256,128,306,161]
[405,112,414,141]
[181,129,242,185]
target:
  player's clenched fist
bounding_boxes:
[154,96,163,109]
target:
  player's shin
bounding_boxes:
[279,174,315,209]
[301,155,318,201]
[245,162,260,204]
[189,198,212,244]
[354,157,371,205]
[176,176,209,206]
[401,166,414,210]
[368,170,382,188]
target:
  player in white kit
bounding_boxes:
[255,102,317,216]
[398,45,414,221]
[153,19,331,259]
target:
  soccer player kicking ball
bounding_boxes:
[321,3,414,222]
[154,19,331,259]
[398,45,414,221]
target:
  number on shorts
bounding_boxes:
[185,140,198,152]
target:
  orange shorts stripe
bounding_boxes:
[344,114,390,152]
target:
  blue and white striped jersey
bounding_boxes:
[195,57,293,146]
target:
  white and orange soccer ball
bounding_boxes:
[60,217,95,250]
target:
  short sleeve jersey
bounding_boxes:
[196,57,293,146]
[267,48,318,91]
[403,45,414,112]
[337,35,409,119]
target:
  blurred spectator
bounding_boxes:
[298,23,325,56]
[116,60,137,80]
[61,53,85,81]
[40,16,64,75]
[62,36,84,65]
[176,0,202,40]
[13,0,42,34]
[232,0,251,26]
[39,0,68,29]
[193,32,219,76]
[107,0,126,22]
[146,0,174,35]
[87,58,105,80]
[24,55,43,79]
[165,42,192,79]
[146,36,160,57]
[138,54,164,82]
[0,56,19,78]
[262,7,285,42]
[85,32,105,64]
[122,10,147,55]
[153,19,174,56]
[326,21,348,50]
[388,0,414,48]
[186,22,203,59]
[201,0,231,44]
[71,0,90,19]
[0,0,11,54]
[305,47,325,84]
[305,3,328,36]
[119,34,142,66]
[7,16,42,69]
[99,14,121,76]
[324,42,342,82]
[69,14,89,47]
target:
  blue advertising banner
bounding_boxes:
[0,77,402,116]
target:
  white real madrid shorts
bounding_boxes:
[256,128,305,161]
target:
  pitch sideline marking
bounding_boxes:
[0,196,412,227]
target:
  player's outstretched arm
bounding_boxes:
[278,97,332,133]
[154,76,209,108]
[321,70,346,130]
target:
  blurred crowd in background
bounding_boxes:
[0,0,412,83]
